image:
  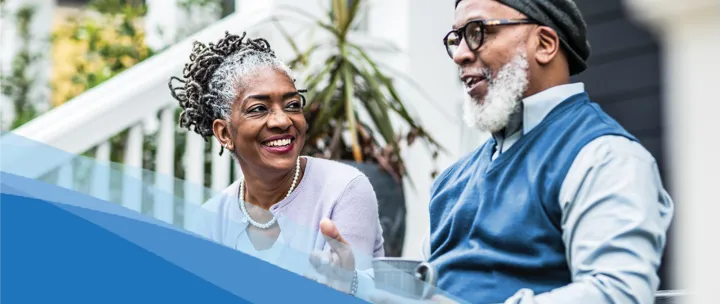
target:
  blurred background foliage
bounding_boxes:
[50,0,153,106]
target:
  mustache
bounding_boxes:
[459,67,492,79]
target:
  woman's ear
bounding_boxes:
[534,26,561,66]
[212,119,233,150]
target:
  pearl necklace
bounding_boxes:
[238,157,301,229]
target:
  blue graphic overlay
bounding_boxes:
[1,133,464,303]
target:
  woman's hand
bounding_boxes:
[309,219,356,294]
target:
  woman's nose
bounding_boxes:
[266,110,292,130]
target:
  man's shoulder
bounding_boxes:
[577,135,657,165]
[559,134,663,208]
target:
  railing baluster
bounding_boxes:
[57,161,74,190]
[211,139,231,191]
[91,141,111,201]
[183,131,205,229]
[123,124,144,212]
[154,107,175,224]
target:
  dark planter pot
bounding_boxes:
[342,160,406,257]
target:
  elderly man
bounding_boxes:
[312,0,674,303]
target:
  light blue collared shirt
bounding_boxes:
[424,83,674,304]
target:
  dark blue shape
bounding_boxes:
[1,193,248,304]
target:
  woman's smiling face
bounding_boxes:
[224,67,307,173]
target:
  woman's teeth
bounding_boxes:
[265,138,292,147]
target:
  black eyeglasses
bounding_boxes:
[443,18,537,58]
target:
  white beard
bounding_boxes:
[462,48,529,133]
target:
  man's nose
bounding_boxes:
[452,39,476,66]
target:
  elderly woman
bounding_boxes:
[170,32,383,298]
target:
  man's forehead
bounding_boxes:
[453,0,522,29]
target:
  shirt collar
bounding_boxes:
[522,82,585,134]
[492,82,586,142]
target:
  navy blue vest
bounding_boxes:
[428,93,638,303]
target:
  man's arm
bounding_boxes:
[506,136,674,304]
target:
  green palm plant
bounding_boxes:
[272,0,443,183]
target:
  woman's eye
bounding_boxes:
[286,101,302,110]
[248,105,267,113]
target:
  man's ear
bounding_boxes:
[534,26,561,66]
